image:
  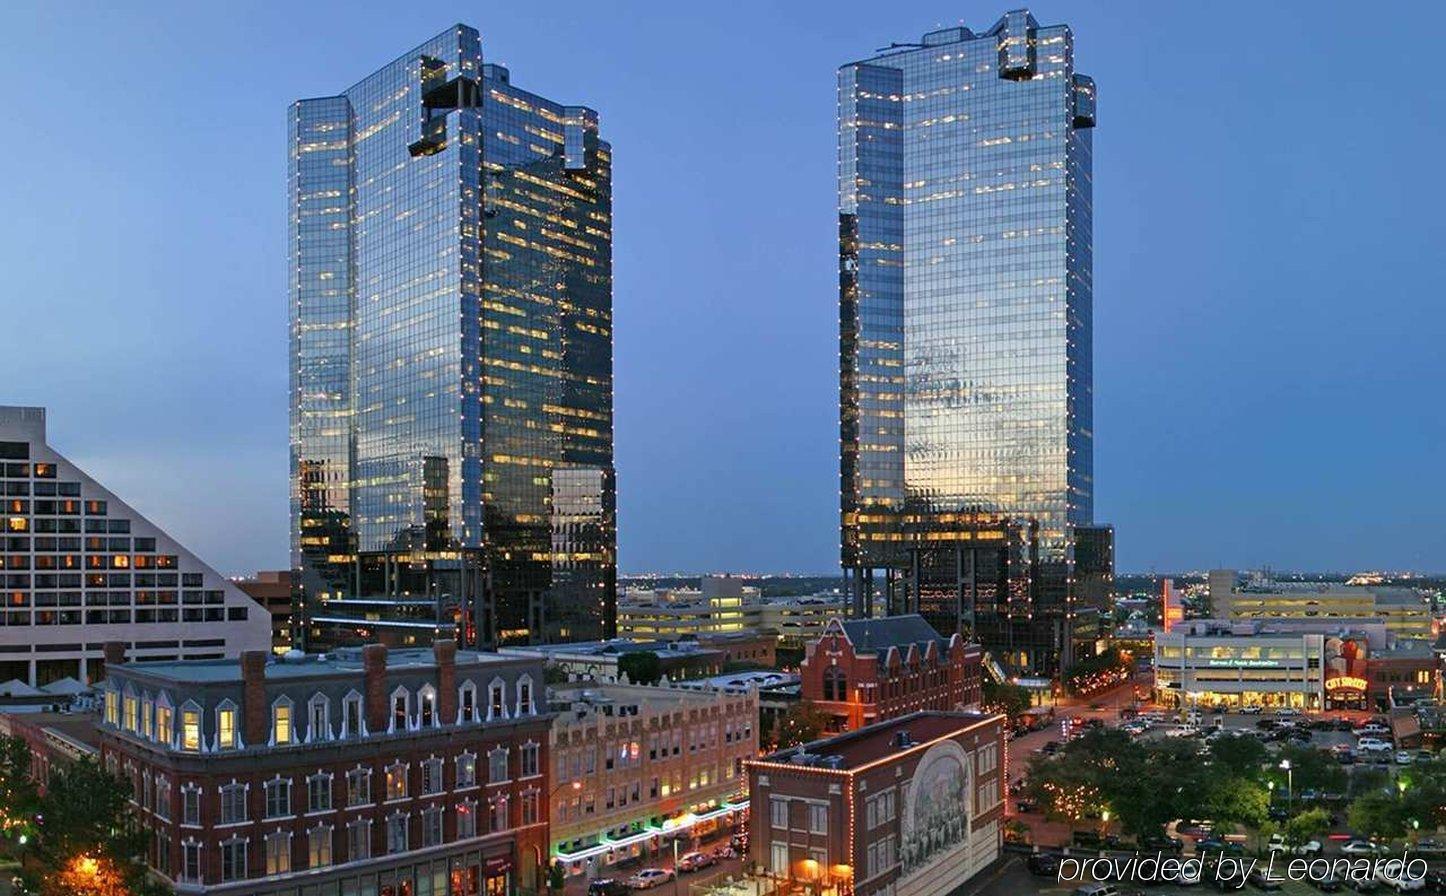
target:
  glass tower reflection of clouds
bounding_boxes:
[839,10,1101,670]
[289,26,614,647]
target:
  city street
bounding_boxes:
[560,830,746,896]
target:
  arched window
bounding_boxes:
[823,666,847,702]
[271,696,295,746]
[390,687,410,733]
[307,693,331,743]
[342,690,364,738]
[515,675,534,716]
[487,678,506,721]
[418,685,437,727]
[458,681,478,724]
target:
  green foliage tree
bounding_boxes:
[617,650,662,686]
[1272,744,1347,794]
[0,734,40,851]
[1348,791,1407,842]
[1282,808,1331,847]
[21,756,169,896]
[1201,775,1270,829]
[981,679,1031,719]
[774,701,830,750]
[1207,733,1268,779]
[542,662,569,685]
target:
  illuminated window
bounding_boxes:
[181,709,201,751]
[155,702,173,744]
[123,693,138,732]
[217,704,237,749]
[273,700,294,745]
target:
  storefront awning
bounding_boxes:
[554,799,749,864]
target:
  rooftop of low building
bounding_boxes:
[756,711,1000,772]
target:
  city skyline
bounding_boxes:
[3,1,1445,576]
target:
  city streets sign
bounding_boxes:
[1325,676,1367,693]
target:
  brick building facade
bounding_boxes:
[97,641,550,896]
[747,711,1005,896]
[800,616,982,733]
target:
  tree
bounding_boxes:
[20,757,168,896]
[546,859,566,893]
[1207,733,1267,779]
[1282,808,1331,847]
[1348,791,1407,842]
[1201,775,1270,830]
[982,679,1031,719]
[774,701,830,750]
[543,663,569,685]
[617,650,662,686]
[0,734,40,851]
[1272,744,1346,794]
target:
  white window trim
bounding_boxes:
[515,674,534,716]
[342,689,366,738]
[487,676,507,721]
[458,681,478,724]
[418,684,439,728]
[307,692,331,743]
[214,698,239,751]
[389,686,411,733]
[270,695,295,747]
[179,699,204,753]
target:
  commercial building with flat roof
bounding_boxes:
[1209,571,1433,639]
[546,683,755,880]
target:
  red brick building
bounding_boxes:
[747,711,1005,896]
[800,616,982,732]
[97,640,550,896]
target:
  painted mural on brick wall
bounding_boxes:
[900,740,972,876]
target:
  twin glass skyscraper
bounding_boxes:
[839,9,1110,675]
[289,26,615,649]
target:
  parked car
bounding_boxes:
[1029,853,1062,876]
[1311,875,1344,893]
[1376,866,1426,892]
[1140,834,1185,854]
[1275,707,1301,717]
[1250,869,1283,891]
[1348,877,1380,894]
[1412,838,1446,855]
[677,852,715,873]
[588,881,632,896]
[1341,840,1384,856]
[626,869,674,890]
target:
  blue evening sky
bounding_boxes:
[2,1,1442,576]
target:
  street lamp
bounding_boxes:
[1279,760,1293,810]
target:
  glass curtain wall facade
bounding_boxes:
[839,10,1101,675]
[290,26,614,649]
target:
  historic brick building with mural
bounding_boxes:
[746,711,1005,896]
[800,615,982,733]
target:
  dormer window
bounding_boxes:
[459,683,477,723]
[181,707,201,752]
[488,680,505,721]
[308,694,330,742]
[273,698,294,746]
[216,702,237,750]
[419,687,436,727]
[343,691,363,737]
[391,689,410,732]
[156,700,174,745]
[516,677,533,716]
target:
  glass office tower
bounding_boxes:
[290,26,615,649]
[838,9,1108,675]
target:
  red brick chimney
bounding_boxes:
[435,640,457,723]
[364,644,389,733]
[241,651,269,746]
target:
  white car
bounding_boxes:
[1341,840,1383,856]
[1358,737,1391,751]
[1268,835,1322,856]
[1376,865,1426,892]
[1274,707,1301,717]
[1397,751,1414,765]
[627,869,675,890]
[1240,705,1263,715]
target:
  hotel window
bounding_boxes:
[181,709,201,752]
[308,825,333,868]
[385,762,408,800]
[422,806,443,846]
[489,795,508,833]
[347,819,371,861]
[265,776,292,818]
[264,831,290,875]
[386,813,408,854]
[459,683,477,723]
[521,790,539,825]
[457,800,477,839]
[273,699,294,745]
[421,757,443,795]
[181,841,201,882]
[771,842,789,875]
[516,677,533,715]
[808,804,827,833]
[770,797,788,829]
[123,693,138,732]
[220,838,246,882]
[155,776,171,820]
[343,692,362,737]
[155,703,173,745]
[420,689,436,727]
[104,689,118,726]
[347,767,371,806]
[456,752,477,788]
[488,747,509,784]
[391,690,409,731]
[220,782,247,825]
[308,694,329,741]
[141,699,153,740]
[489,681,505,720]
[216,703,236,749]
[520,742,539,778]
[308,772,332,813]
[182,785,201,825]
